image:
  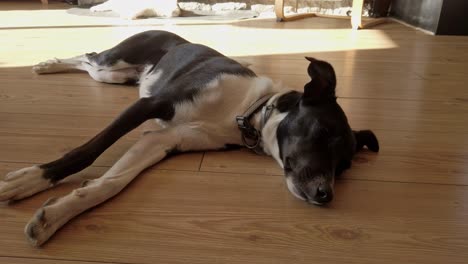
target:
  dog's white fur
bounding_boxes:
[91,0,180,19]
[0,166,51,201]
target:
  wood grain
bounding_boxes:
[202,146,468,185]
[0,134,202,171]
[1,83,466,132]
[1,170,468,264]
[0,1,467,264]
[0,257,106,264]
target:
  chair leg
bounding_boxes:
[351,0,363,29]
[274,0,285,21]
[275,0,389,29]
[275,0,317,22]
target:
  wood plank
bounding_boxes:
[237,37,468,63]
[0,169,467,264]
[0,112,144,138]
[0,111,168,140]
[0,24,433,67]
[201,130,468,185]
[1,91,466,133]
[0,69,468,105]
[1,73,467,105]
[4,51,468,80]
[251,59,468,82]
[0,134,203,172]
[1,2,467,264]
[2,65,467,105]
[275,75,468,101]
[0,257,109,264]
[2,26,468,71]
[1,119,467,185]
[0,72,123,89]
[341,98,467,133]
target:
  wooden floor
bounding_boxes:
[1,1,468,264]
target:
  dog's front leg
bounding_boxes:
[23,127,177,247]
[23,124,225,247]
[1,97,171,202]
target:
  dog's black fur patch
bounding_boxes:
[276,91,301,113]
[354,130,380,152]
[275,57,378,203]
[41,97,175,183]
[146,43,256,104]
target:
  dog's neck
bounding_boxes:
[250,91,291,168]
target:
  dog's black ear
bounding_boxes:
[303,57,337,103]
[354,130,379,152]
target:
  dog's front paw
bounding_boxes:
[32,58,61,74]
[0,166,51,202]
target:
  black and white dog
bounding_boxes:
[0,30,379,246]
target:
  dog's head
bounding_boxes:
[276,57,379,205]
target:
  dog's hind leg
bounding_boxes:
[23,124,225,246]
[0,97,174,202]
[33,31,190,83]
[33,53,141,84]
[32,54,91,74]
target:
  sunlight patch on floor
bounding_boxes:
[0,24,397,68]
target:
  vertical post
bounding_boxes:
[351,0,364,29]
[275,0,285,22]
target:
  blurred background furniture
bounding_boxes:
[275,0,389,29]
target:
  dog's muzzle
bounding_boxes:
[286,175,334,205]
[308,183,334,205]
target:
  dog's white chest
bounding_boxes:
[160,75,280,144]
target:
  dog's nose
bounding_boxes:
[314,184,333,204]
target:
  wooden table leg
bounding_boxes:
[41,0,48,4]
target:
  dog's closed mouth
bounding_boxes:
[303,191,331,206]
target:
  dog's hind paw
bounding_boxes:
[0,166,51,202]
[25,206,55,247]
[25,208,47,247]
[32,58,61,74]
[24,197,66,247]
